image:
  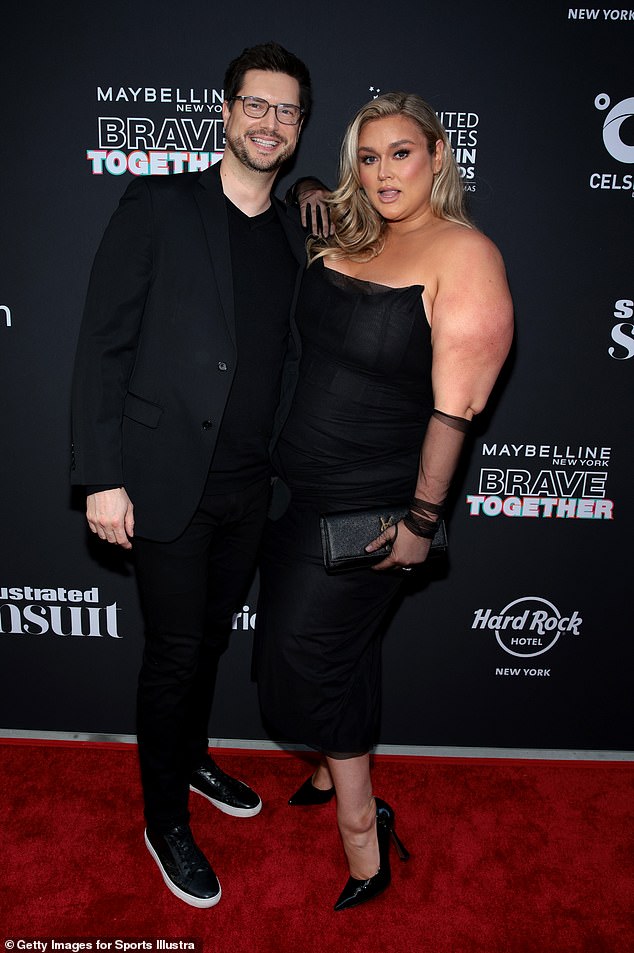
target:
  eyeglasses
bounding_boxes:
[230,95,303,126]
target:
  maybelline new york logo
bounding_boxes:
[466,442,614,520]
[87,86,226,175]
[0,585,121,637]
[472,595,583,673]
[590,93,634,197]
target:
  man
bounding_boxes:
[71,42,311,908]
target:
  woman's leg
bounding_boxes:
[312,759,334,790]
[326,753,378,879]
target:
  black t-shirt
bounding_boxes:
[204,198,297,494]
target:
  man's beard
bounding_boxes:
[225,128,293,173]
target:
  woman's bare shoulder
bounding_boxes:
[430,221,499,253]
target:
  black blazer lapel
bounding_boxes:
[194,163,236,346]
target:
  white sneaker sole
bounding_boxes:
[144,829,222,908]
[189,784,263,817]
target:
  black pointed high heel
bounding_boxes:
[334,797,409,911]
[288,773,335,806]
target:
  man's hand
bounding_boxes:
[86,487,134,550]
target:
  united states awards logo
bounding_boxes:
[436,108,479,192]
[366,85,479,193]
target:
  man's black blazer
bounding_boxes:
[71,163,306,541]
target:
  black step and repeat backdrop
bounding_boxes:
[1,2,632,750]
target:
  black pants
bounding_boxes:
[133,479,269,832]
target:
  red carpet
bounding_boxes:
[0,742,632,952]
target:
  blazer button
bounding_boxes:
[201,420,213,430]
[217,361,228,371]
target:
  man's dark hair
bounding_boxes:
[224,41,312,118]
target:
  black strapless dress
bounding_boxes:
[255,261,434,754]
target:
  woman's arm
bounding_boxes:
[370,230,513,570]
[430,230,513,419]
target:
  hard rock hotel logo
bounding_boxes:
[472,595,583,675]
[465,441,614,520]
[86,86,226,175]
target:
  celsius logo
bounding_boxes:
[590,94,634,196]
[472,596,582,658]
[595,94,634,163]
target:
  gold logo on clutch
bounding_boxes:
[379,515,395,532]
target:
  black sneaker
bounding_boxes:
[190,755,262,817]
[145,825,221,908]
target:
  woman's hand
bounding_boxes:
[366,520,432,571]
[294,178,334,237]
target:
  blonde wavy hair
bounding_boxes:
[308,92,472,264]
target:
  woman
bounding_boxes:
[256,92,513,910]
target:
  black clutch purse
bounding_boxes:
[319,506,447,573]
